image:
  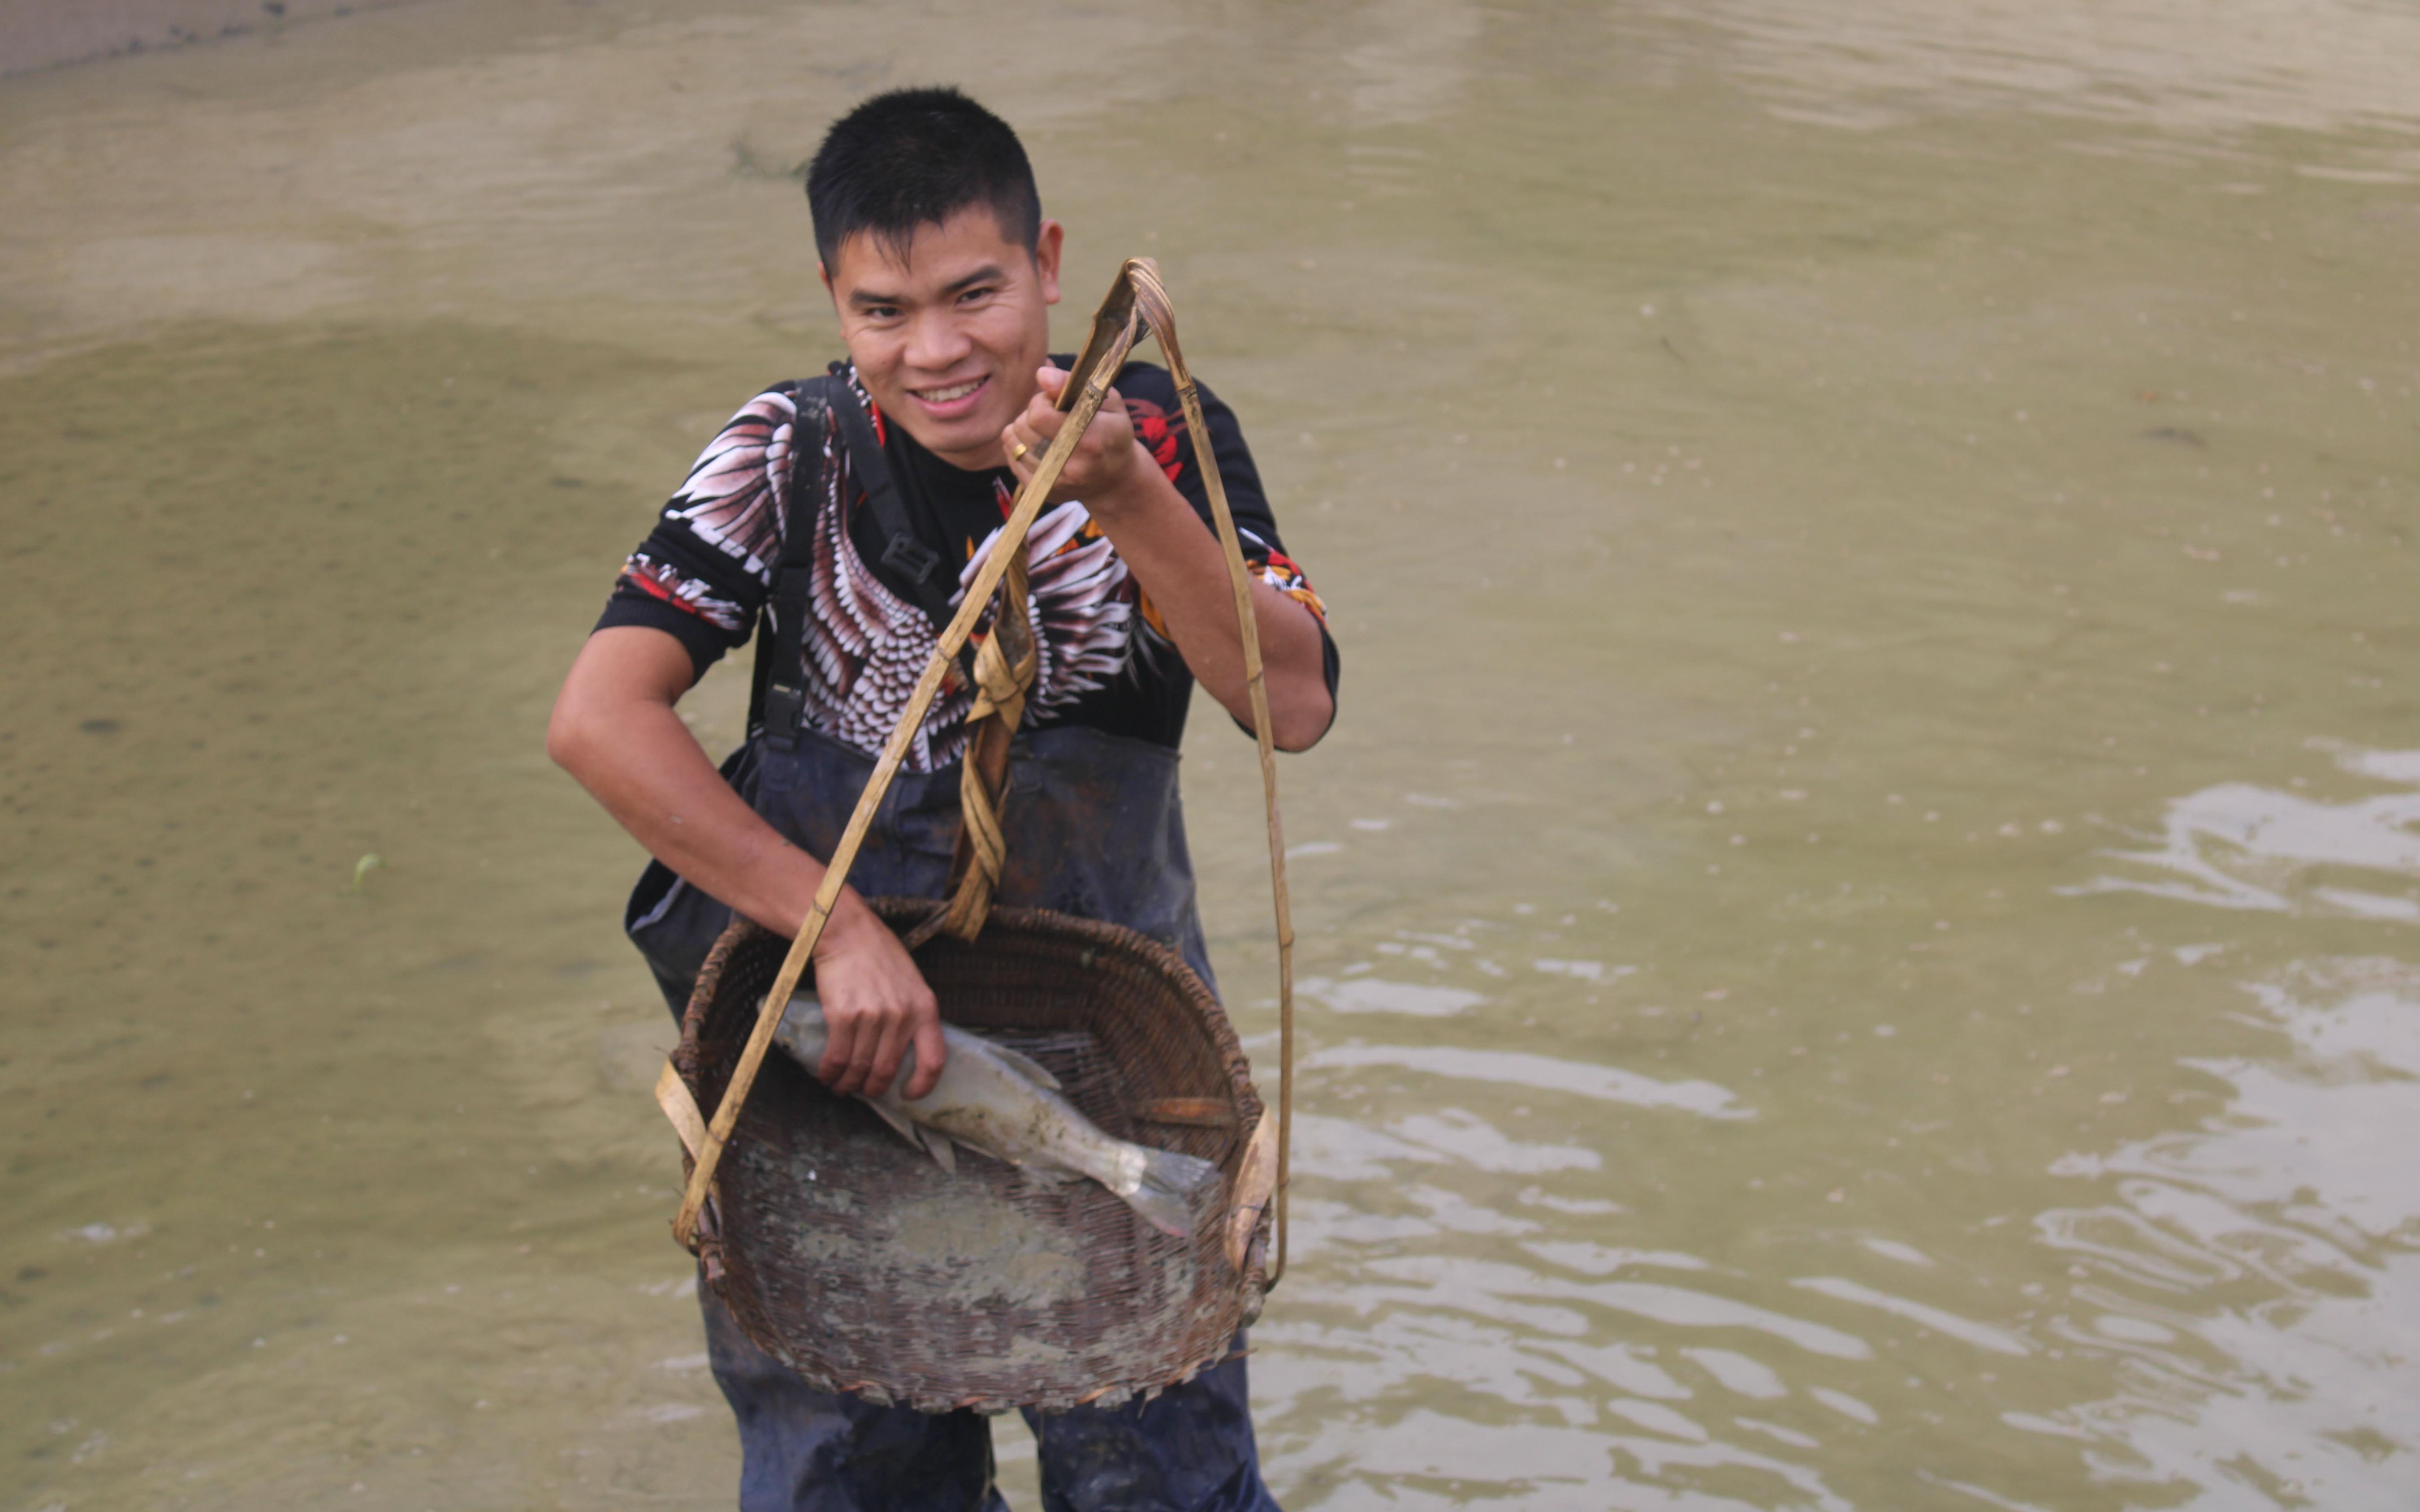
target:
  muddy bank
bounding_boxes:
[0,0,414,75]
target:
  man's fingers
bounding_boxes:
[1024,397,1067,444]
[806,907,941,1098]
[1002,375,1137,504]
[817,1010,864,1092]
[862,1011,914,1100]
[1003,397,1066,478]
[903,1015,947,1101]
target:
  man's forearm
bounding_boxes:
[564,702,823,930]
[1089,462,1333,750]
[547,629,860,939]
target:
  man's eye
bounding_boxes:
[958,286,995,306]
[865,305,901,320]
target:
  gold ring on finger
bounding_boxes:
[1010,440,1029,461]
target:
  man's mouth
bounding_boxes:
[908,375,989,413]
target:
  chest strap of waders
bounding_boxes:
[756,380,833,752]
[829,371,957,630]
[759,377,964,751]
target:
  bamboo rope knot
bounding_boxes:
[966,562,1038,726]
[910,553,1037,948]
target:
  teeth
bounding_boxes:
[918,379,983,403]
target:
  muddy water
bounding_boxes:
[4,2,2416,1507]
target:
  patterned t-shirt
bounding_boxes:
[596,361,1335,773]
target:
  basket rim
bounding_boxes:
[680,899,1262,1118]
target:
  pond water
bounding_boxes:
[4,2,2417,1508]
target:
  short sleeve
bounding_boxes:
[594,385,809,678]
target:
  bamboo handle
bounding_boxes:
[1115,258,1297,1287]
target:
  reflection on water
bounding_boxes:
[2074,746,2420,922]
[1268,896,2420,1506]
[4,0,2419,1508]
[1307,1043,1750,1118]
[2038,958,2420,1505]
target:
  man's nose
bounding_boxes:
[904,307,974,371]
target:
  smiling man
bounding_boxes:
[547,88,1332,1512]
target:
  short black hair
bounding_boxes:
[806,87,1042,269]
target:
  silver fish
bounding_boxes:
[773,994,1221,1239]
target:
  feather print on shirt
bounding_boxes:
[962,500,1136,716]
[796,495,1140,771]
[795,441,977,773]
[662,388,795,576]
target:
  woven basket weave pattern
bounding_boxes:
[675,900,1268,1413]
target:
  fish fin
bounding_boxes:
[983,1040,1063,1093]
[863,1098,929,1155]
[921,1127,958,1173]
[1119,1146,1222,1240]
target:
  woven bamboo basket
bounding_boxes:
[672,899,1270,1413]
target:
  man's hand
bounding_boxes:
[809,900,946,1101]
[1001,364,1153,515]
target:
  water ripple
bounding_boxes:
[2066,747,2420,922]
[1307,1043,1753,1119]
[2029,958,2420,1503]
[1788,1276,2032,1357]
[1683,0,2420,155]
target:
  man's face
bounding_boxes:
[822,205,1063,471]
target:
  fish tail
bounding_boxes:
[1120,1146,1222,1239]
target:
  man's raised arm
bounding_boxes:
[1002,366,1335,751]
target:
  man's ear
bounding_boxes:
[1033,220,1065,307]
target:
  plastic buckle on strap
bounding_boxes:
[881,532,941,585]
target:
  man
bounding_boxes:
[548,87,1335,1512]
